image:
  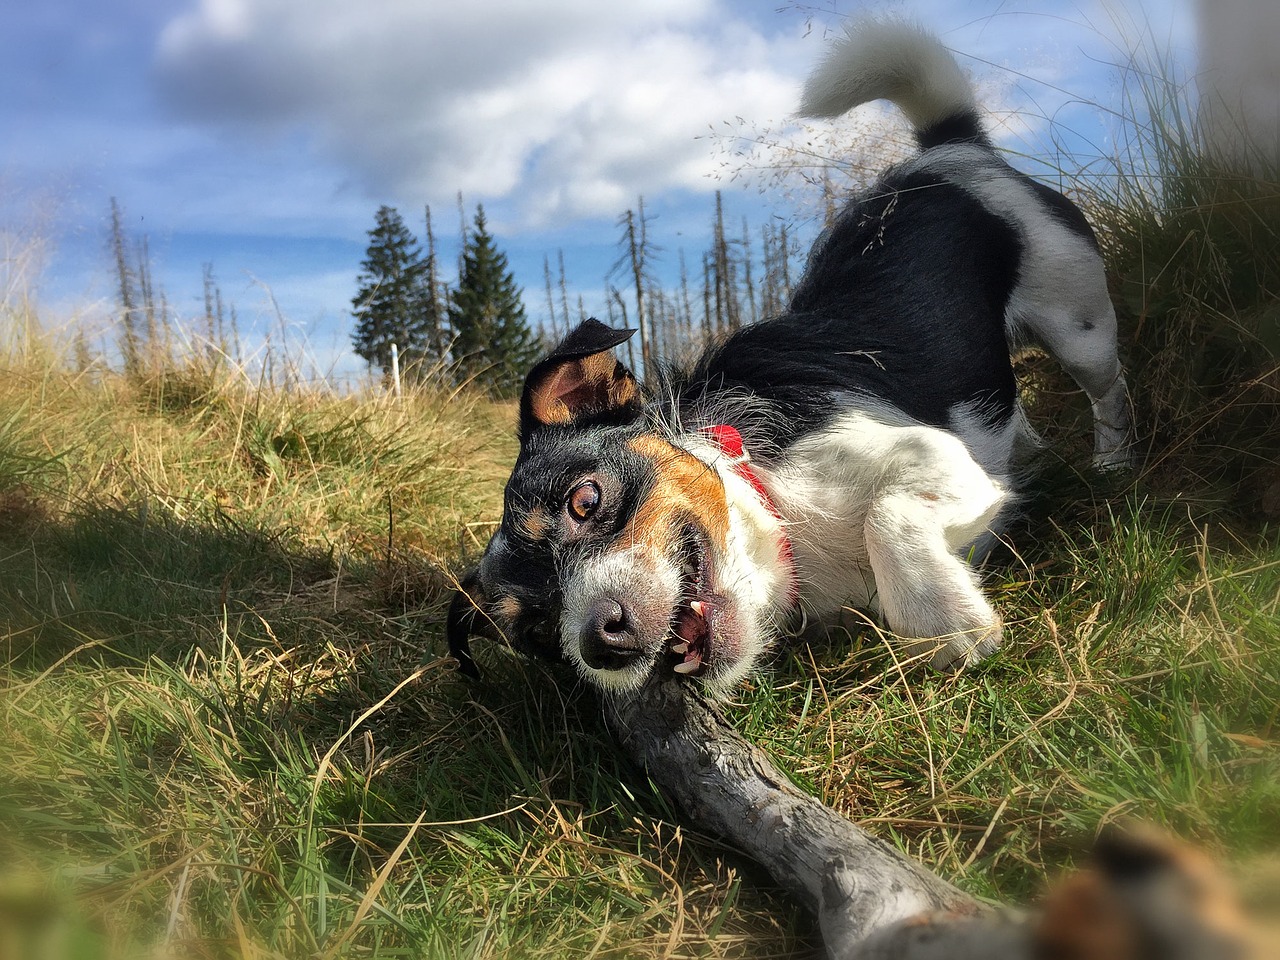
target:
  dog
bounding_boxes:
[446,20,1134,698]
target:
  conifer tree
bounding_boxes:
[449,205,539,397]
[351,205,441,383]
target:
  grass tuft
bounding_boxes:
[1069,38,1280,514]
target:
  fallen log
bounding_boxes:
[605,673,989,956]
[606,674,1249,960]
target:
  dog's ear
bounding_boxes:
[520,319,640,435]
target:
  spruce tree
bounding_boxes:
[351,206,441,383]
[449,205,539,397]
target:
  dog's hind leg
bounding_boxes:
[1012,294,1134,470]
[1003,199,1136,469]
[936,159,1136,469]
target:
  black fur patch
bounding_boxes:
[673,169,1021,456]
[915,108,990,150]
[1025,177,1100,249]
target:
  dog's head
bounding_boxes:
[447,319,792,697]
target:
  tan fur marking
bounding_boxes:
[528,365,575,425]
[1137,830,1248,947]
[1034,829,1248,960]
[517,506,552,541]
[492,595,523,624]
[603,362,641,408]
[528,354,640,426]
[625,435,730,557]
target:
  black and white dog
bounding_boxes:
[447,20,1133,697]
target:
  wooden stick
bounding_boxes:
[606,674,988,952]
[606,674,1249,960]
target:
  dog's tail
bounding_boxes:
[797,19,989,150]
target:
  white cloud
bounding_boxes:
[153,0,806,227]
[151,0,1186,243]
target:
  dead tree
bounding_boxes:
[109,198,141,378]
[558,250,572,339]
[712,191,729,335]
[614,202,656,373]
[543,255,558,340]
[424,205,447,360]
[678,249,696,354]
[740,217,757,327]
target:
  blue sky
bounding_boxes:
[2,0,1193,383]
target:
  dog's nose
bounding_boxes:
[581,597,644,670]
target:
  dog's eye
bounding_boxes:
[566,480,601,521]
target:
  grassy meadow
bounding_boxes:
[4,64,1280,960]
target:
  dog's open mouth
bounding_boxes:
[669,529,717,677]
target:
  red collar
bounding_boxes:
[700,424,799,606]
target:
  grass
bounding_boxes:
[3,47,1280,960]
[3,374,1276,960]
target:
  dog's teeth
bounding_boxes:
[671,641,689,654]
[689,600,705,617]
[672,660,699,674]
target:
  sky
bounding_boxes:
[2,0,1195,384]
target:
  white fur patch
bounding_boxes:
[798,19,977,130]
[762,405,1009,667]
[560,544,679,694]
[678,434,797,693]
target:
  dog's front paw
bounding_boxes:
[900,614,1002,671]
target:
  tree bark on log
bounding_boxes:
[606,675,992,957]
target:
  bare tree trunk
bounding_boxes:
[623,206,652,374]
[646,284,661,361]
[543,255,558,340]
[229,305,242,366]
[136,236,161,375]
[456,191,468,277]
[558,250,572,339]
[610,287,635,373]
[202,263,218,365]
[678,249,695,353]
[425,205,446,360]
[701,251,714,343]
[158,289,173,369]
[762,222,787,319]
[712,191,727,336]
[214,280,228,359]
[109,198,141,379]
